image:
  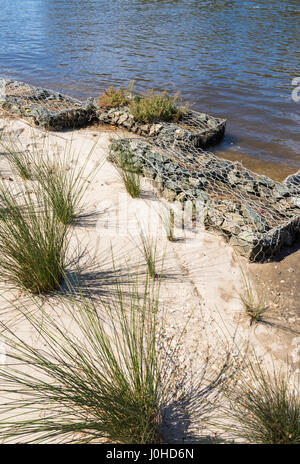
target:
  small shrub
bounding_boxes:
[36,140,101,225]
[97,85,130,109]
[129,90,186,123]
[0,183,68,294]
[224,362,300,444]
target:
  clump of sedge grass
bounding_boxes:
[0,134,37,180]
[129,90,187,123]
[0,275,164,444]
[0,266,237,444]
[36,139,101,225]
[240,279,269,325]
[4,149,34,180]
[113,144,141,198]
[119,167,141,198]
[0,183,68,294]
[224,361,300,444]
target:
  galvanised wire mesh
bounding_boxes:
[0,78,95,130]
[1,77,299,262]
[109,137,300,262]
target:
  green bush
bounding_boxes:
[129,90,186,123]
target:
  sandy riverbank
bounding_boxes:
[0,114,299,442]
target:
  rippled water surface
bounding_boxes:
[0,0,299,178]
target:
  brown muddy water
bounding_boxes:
[0,0,299,179]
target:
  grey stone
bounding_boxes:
[258,175,275,188]
[162,188,176,202]
[164,180,180,192]
[283,170,300,192]
[291,196,300,207]
[118,114,128,125]
[237,230,259,244]
[240,181,258,195]
[243,205,267,232]
[206,209,224,228]
[176,192,186,202]
[188,177,201,187]
[274,184,290,198]
[227,170,241,185]
[196,191,209,202]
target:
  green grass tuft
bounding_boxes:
[0,135,36,180]
[240,279,269,325]
[129,90,186,123]
[0,275,164,443]
[36,140,101,225]
[118,166,141,198]
[224,361,300,444]
[0,183,68,294]
[162,208,175,242]
[139,231,158,279]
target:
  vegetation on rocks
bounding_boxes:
[129,90,186,123]
[97,85,131,109]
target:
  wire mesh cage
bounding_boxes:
[109,137,300,262]
[0,78,96,130]
[1,77,299,263]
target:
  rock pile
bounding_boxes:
[109,138,300,262]
[1,80,226,148]
[1,79,96,130]
[95,103,226,149]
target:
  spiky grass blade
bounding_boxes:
[239,271,270,325]
[0,134,36,180]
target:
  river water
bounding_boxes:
[0,0,299,179]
